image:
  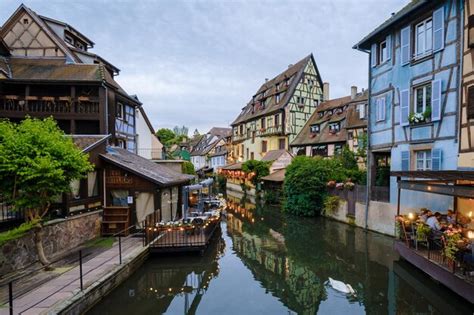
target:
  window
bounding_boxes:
[279,138,286,150]
[274,114,280,128]
[415,18,433,57]
[358,104,366,119]
[379,40,388,64]
[116,103,124,119]
[261,118,266,129]
[468,86,474,119]
[329,123,340,133]
[348,131,353,140]
[23,18,29,24]
[87,171,99,197]
[312,145,328,157]
[313,99,319,107]
[252,131,256,144]
[310,124,320,133]
[307,79,314,86]
[469,15,474,48]
[275,93,281,103]
[275,83,280,91]
[296,96,305,104]
[416,150,432,170]
[334,144,343,155]
[250,152,254,160]
[239,125,244,135]
[261,140,267,153]
[414,84,432,114]
[376,97,386,122]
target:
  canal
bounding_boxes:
[88,196,473,314]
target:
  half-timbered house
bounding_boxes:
[231,54,325,162]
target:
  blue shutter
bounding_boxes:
[386,35,392,61]
[371,43,377,67]
[432,148,442,170]
[431,80,442,121]
[400,89,410,126]
[433,7,445,52]
[401,26,411,65]
[401,151,410,171]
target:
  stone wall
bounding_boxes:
[0,210,102,275]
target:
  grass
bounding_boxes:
[0,220,37,246]
[84,237,115,248]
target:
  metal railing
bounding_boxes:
[0,96,100,114]
[0,223,145,315]
[0,197,25,229]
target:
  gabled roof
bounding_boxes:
[261,149,291,162]
[209,127,231,137]
[39,14,95,48]
[291,91,368,147]
[353,0,436,50]
[101,147,193,186]
[262,168,285,182]
[232,54,323,125]
[69,134,110,152]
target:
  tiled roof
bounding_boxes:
[69,134,110,152]
[8,58,101,81]
[209,127,231,137]
[232,54,319,125]
[291,91,367,147]
[101,147,193,186]
[262,168,285,182]
[221,162,242,170]
[261,149,290,162]
[354,0,429,50]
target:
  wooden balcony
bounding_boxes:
[0,95,100,116]
[256,125,284,137]
[232,134,247,142]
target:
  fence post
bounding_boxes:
[119,235,122,264]
[9,281,13,315]
[79,250,83,291]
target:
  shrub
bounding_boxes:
[242,160,271,188]
[0,220,39,246]
[322,196,341,215]
[182,161,196,175]
[216,174,227,193]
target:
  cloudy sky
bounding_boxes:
[1,0,406,134]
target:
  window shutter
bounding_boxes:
[468,86,474,119]
[431,80,442,121]
[432,148,442,170]
[401,151,410,171]
[371,43,377,67]
[400,89,410,126]
[386,35,392,60]
[433,7,445,52]
[401,26,411,65]
[381,97,386,121]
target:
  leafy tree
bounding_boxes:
[182,161,196,175]
[242,160,271,188]
[336,145,358,170]
[356,133,368,165]
[0,117,93,266]
[173,125,189,137]
[156,128,176,145]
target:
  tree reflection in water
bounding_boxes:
[89,194,473,315]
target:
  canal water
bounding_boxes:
[88,196,473,314]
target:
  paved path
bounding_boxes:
[0,237,143,315]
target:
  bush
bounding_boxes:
[242,160,271,188]
[182,161,196,175]
[283,156,336,216]
[216,174,227,193]
[322,196,341,215]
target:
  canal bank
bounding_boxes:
[87,195,473,314]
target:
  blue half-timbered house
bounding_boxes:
[354,0,463,211]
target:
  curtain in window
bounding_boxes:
[135,192,154,226]
[111,190,128,206]
[70,179,81,199]
[87,171,99,197]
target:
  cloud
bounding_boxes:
[1,0,408,133]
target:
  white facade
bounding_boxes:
[135,107,163,160]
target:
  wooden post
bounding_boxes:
[396,176,401,216]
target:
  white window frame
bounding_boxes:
[414,18,433,58]
[414,83,432,114]
[375,97,386,122]
[358,104,366,119]
[379,40,388,64]
[416,150,432,170]
[310,124,320,133]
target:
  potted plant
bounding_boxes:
[344,181,355,191]
[335,182,344,190]
[327,180,336,188]
[409,112,425,124]
[443,231,461,262]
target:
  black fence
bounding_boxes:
[0,197,25,229]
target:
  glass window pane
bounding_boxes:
[426,85,432,108]
[416,88,424,112]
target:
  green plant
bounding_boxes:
[323,196,341,215]
[0,117,93,265]
[444,232,461,261]
[375,166,390,186]
[182,161,196,175]
[423,106,432,120]
[216,174,227,193]
[336,145,358,170]
[0,219,40,246]
[416,223,431,241]
[242,160,271,188]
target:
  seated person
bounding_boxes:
[419,209,432,223]
[426,212,444,231]
[446,209,456,224]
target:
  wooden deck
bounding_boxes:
[147,219,221,254]
[394,241,474,303]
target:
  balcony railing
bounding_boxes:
[0,95,100,114]
[256,125,284,137]
[232,134,247,142]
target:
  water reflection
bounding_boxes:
[89,194,473,315]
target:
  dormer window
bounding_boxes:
[336,108,343,114]
[310,124,320,134]
[329,122,340,133]
[275,93,281,103]
[65,35,73,44]
[318,112,324,118]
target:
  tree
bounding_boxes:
[0,117,93,266]
[242,160,271,188]
[156,128,176,145]
[173,125,189,137]
[182,161,196,175]
[337,145,358,170]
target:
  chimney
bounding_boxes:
[351,86,357,99]
[265,78,269,83]
[288,64,293,68]
[323,82,330,101]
